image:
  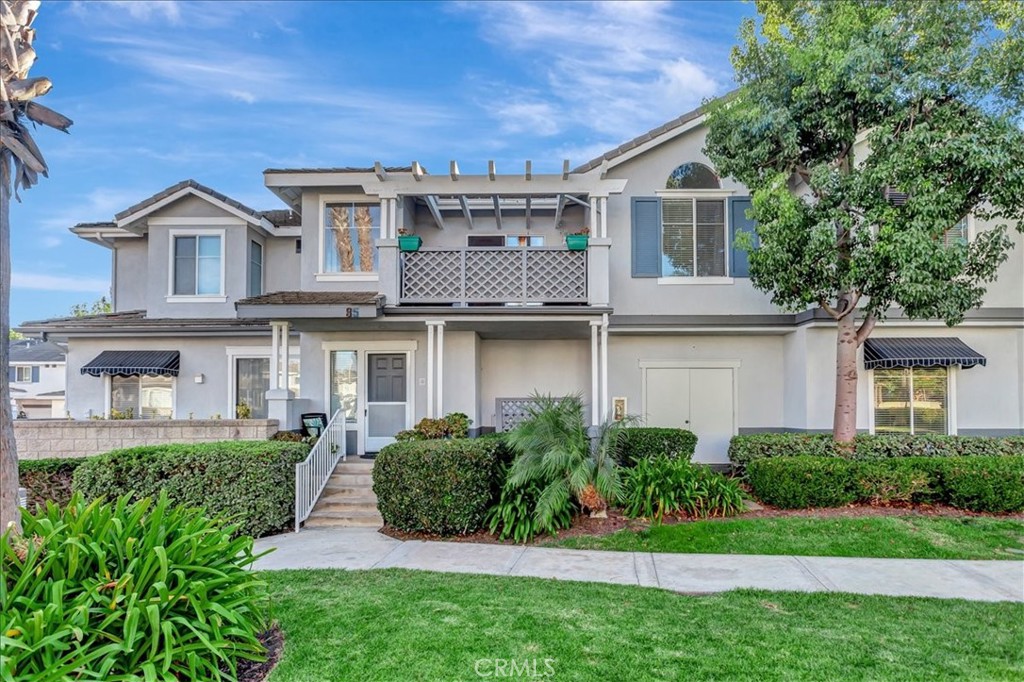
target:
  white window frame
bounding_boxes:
[654,189,735,285]
[166,228,227,302]
[225,346,299,417]
[13,366,32,383]
[248,239,264,297]
[866,366,957,436]
[103,374,177,419]
[317,195,382,283]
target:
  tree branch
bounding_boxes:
[855,314,877,345]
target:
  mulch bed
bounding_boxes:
[380,503,1023,546]
[236,625,284,682]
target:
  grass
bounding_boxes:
[550,515,1024,560]
[262,569,1023,681]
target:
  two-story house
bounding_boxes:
[20,106,1024,461]
[8,338,66,418]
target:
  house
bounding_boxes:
[8,338,66,419]
[19,107,1024,464]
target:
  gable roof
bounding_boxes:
[115,179,263,222]
[9,339,66,363]
[573,92,734,174]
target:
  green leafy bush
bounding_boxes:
[1,494,268,681]
[73,441,310,537]
[747,456,1024,512]
[373,438,507,535]
[621,454,745,523]
[18,458,85,510]
[486,468,574,543]
[729,433,1024,471]
[395,412,472,441]
[616,427,697,466]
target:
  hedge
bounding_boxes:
[73,440,310,537]
[729,433,1024,471]
[616,427,697,466]
[18,458,85,510]
[373,438,509,535]
[747,456,1024,512]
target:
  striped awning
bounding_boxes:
[863,338,986,370]
[80,350,180,377]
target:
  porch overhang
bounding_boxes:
[235,291,383,320]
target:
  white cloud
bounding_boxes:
[13,273,110,293]
[460,1,727,142]
[41,236,62,248]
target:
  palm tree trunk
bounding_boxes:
[0,179,20,533]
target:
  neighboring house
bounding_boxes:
[19,109,1024,462]
[8,339,67,418]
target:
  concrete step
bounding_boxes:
[332,460,375,474]
[305,510,383,529]
[315,501,380,514]
[319,491,377,505]
[322,483,376,496]
[328,473,373,486]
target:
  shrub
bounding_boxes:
[18,458,85,509]
[616,427,697,466]
[73,440,310,537]
[486,468,574,543]
[373,438,506,535]
[747,456,1024,512]
[621,454,745,523]
[729,433,1024,471]
[395,411,472,441]
[1,494,268,681]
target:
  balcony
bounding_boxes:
[399,248,587,306]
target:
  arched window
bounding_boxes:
[666,162,719,190]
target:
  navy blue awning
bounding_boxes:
[81,350,180,377]
[863,338,986,370]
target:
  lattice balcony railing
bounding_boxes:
[400,248,587,305]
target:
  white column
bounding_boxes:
[436,321,445,416]
[280,321,290,392]
[270,322,281,391]
[590,321,600,426]
[600,313,609,422]
[426,322,435,418]
[599,197,609,238]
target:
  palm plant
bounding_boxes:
[505,393,627,526]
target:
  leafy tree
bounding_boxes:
[1,1,73,531]
[70,295,112,317]
[705,0,1024,442]
[7,329,22,340]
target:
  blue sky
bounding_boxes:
[10,0,754,325]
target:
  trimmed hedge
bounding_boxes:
[729,433,1024,471]
[616,427,697,466]
[18,458,85,510]
[373,438,509,535]
[747,456,1024,512]
[73,440,310,537]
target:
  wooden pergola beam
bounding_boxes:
[553,194,566,230]
[563,194,589,208]
[488,160,496,181]
[458,194,473,229]
[411,161,424,181]
[525,196,532,230]
[525,160,532,181]
[374,161,387,181]
[492,195,502,230]
[450,160,460,181]
[425,195,445,229]
[562,159,570,180]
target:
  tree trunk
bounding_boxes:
[0,179,20,533]
[832,310,859,444]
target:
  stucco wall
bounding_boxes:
[13,419,279,460]
[112,238,148,312]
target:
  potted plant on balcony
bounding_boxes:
[398,228,422,252]
[565,226,590,251]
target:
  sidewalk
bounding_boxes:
[253,528,1024,602]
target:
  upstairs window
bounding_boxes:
[13,366,34,383]
[323,203,379,273]
[662,198,727,277]
[666,162,720,190]
[943,217,968,247]
[173,234,223,296]
[249,240,264,297]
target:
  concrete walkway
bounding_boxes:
[253,528,1024,603]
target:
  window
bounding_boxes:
[666,162,720,190]
[173,234,222,295]
[14,366,32,383]
[943,217,968,247]
[662,198,727,277]
[236,357,270,418]
[330,350,358,426]
[467,235,544,248]
[873,367,948,435]
[323,203,379,273]
[111,375,173,419]
[249,240,263,297]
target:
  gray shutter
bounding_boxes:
[631,196,662,277]
[729,197,758,277]
[7,367,14,382]
[32,366,40,383]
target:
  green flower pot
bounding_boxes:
[565,235,589,251]
[398,235,423,252]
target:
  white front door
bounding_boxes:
[642,363,737,464]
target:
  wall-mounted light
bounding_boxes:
[194,374,205,384]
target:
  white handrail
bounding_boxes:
[294,409,346,532]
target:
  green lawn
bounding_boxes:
[262,569,1023,681]
[550,515,1024,560]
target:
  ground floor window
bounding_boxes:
[111,375,173,419]
[232,355,300,418]
[329,351,358,425]
[873,367,948,435]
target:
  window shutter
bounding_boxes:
[31,366,39,383]
[7,367,14,382]
[729,197,758,277]
[631,196,662,277]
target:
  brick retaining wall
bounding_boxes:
[13,419,280,460]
